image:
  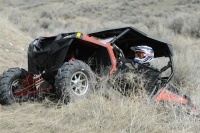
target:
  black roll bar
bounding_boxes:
[167,55,174,83]
[110,28,130,44]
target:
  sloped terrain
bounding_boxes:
[0,0,200,132]
[0,16,32,72]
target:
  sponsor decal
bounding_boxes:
[76,32,82,38]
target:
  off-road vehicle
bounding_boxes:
[0,27,197,114]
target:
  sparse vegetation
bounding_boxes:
[0,0,200,133]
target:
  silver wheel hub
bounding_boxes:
[10,79,28,102]
[10,79,21,94]
[70,71,89,96]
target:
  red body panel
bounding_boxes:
[155,88,187,104]
[82,35,117,74]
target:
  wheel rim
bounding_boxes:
[10,79,26,101]
[70,71,89,96]
[10,79,21,94]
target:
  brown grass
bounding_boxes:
[0,94,199,133]
[0,0,200,133]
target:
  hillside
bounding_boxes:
[0,16,32,72]
[0,0,200,133]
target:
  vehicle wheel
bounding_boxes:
[55,60,96,103]
[0,68,28,105]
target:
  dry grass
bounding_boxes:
[0,94,199,133]
[0,15,32,72]
[0,76,199,133]
[0,0,200,133]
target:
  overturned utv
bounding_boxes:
[0,27,198,115]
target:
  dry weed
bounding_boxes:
[0,0,200,133]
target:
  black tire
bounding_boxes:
[0,68,27,105]
[55,60,96,103]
